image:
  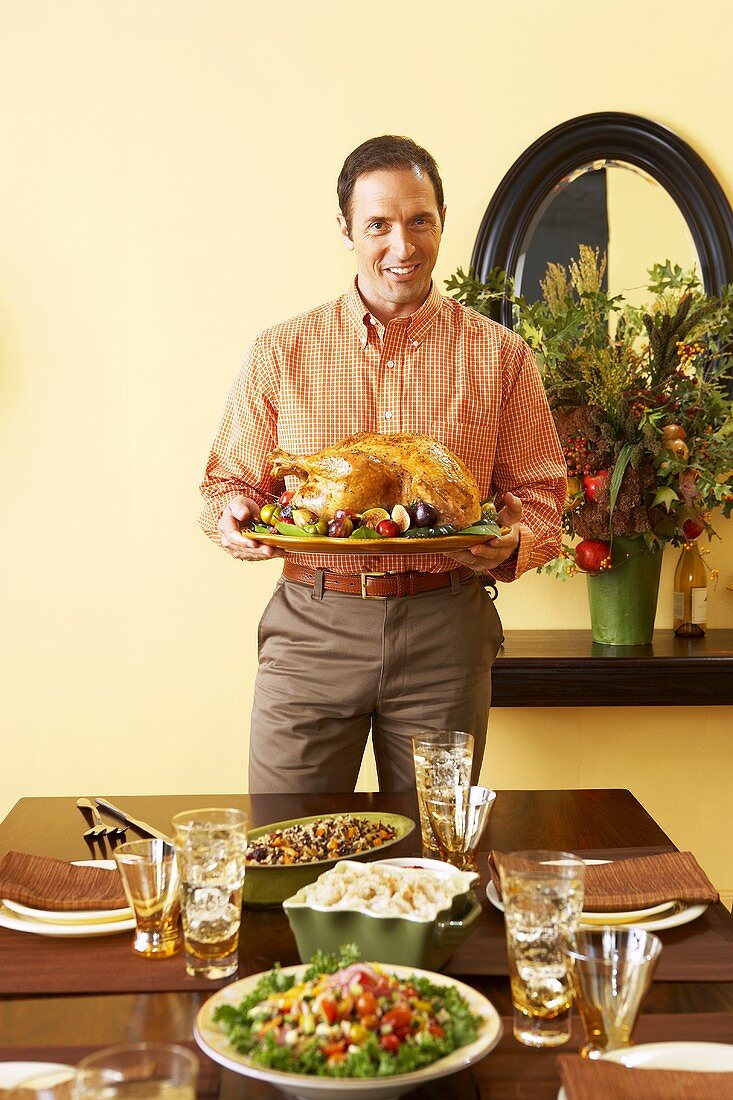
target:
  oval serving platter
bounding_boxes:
[242,811,415,906]
[243,531,502,555]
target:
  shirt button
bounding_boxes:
[412,340,420,347]
[386,359,395,368]
[370,317,378,326]
[384,410,393,420]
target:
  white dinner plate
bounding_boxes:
[557,1041,733,1098]
[0,901,136,938]
[580,899,676,924]
[195,962,502,1100]
[0,860,134,937]
[0,1062,73,1089]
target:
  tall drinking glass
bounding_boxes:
[565,927,663,1058]
[172,807,248,979]
[499,850,586,1048]
[411,731,474,857]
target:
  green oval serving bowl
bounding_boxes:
[283,860,482,970]
[241,811,415,906]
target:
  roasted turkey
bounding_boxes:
[268,432,482,529]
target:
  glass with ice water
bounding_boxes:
[411,731,474,857]
[172,807,248,979]
[499,850,586,1048]
[76,1043,197,1100]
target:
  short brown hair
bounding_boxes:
[337,135,445,234]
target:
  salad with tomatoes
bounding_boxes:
[213,947,481,1078]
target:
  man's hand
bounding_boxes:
[218,495,285,561]
[446,491,523,573]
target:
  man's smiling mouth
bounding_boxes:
[384,264,420,276]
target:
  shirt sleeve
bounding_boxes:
[489,337,567,582]
[198,334,281,545]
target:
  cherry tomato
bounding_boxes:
[336,994,354,1019]
[327,1053,345,1066]
[322,1039,346,1056]
[320,997,338,1024]
[379,1034,401,1052]
[357,992,378,1018]
[279,491,295,507]
[360,1013,379,1030]
[383,1003,412,1030]
[428,1022,445,1039]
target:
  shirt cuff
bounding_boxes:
[489,522,535,583]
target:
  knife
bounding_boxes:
[95,798,172,842]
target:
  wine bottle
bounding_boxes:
[673,541,708,637]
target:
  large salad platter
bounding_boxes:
[195,957,502,1100]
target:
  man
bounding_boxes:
[200,135,566,793]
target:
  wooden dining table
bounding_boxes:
[1,789,732,1098]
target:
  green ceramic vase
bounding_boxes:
[586,535,663,646]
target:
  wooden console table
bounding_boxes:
[491,629,733,707]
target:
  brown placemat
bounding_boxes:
[0,1044,219,1098]
[557,1053,733,1100]
[0,925,232,995]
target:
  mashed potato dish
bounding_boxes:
[286,860,476,921]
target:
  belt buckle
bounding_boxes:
[360,571,387,599]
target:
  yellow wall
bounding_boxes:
[2,2,731,895]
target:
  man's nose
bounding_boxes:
[389,226,416,260]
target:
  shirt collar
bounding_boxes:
[345,277,443,346]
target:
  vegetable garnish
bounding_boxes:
[212,946,481,1078]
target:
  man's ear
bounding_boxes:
[337,213,355,251]
[441,204,447,230]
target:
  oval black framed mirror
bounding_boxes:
[471,112,733,324]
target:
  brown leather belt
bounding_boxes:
[283,560,475,599]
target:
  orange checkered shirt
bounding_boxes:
[199,280,566,580]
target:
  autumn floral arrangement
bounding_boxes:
[447,247,733,578]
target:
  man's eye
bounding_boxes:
[369,221,385,231]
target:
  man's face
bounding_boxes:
[338,167,445,324]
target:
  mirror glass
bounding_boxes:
[515,160,701,310]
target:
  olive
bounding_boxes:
[413,501,439,528]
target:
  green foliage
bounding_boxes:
[447,249,733,553]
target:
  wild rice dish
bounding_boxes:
[244,815,397,866]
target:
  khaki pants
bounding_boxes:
[248,571,503,793]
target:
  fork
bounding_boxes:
[76,797,125,841]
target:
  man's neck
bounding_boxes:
[355,280,431,327]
